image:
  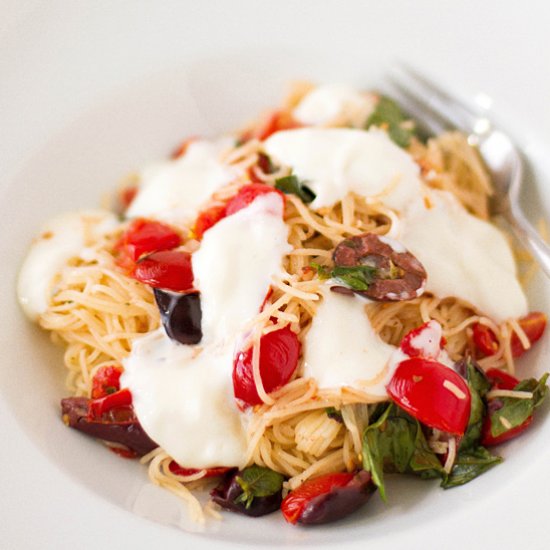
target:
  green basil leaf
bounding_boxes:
[459,359,490,452]
[365,96,415,148]
[234,465,284,509]
[489,373,549,438]
[275,175,316,203]
[310,262,331,280]
[362,404,445,501]
[331,265,377,291]
[442,447,502,489]
[325,407,343,422]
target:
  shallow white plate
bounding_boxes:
[2,2,550,549]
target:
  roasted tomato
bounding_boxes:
[193,204,227,240]
[133,250,194,292]
[485,368,520,390]
[510,312,547,357]
[170,136,197,159]
[254,110,301,141]
[472,312,547,358]
[233,326,301,406]
[399,320,444,360]
[115,218,181,270]
[225,184,285,217]
[91,365,123,399]
[281,471,375,525]
[387,358,471,435]
[168,462,231,478]
[471,323,500,356]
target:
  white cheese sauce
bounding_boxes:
[399,190,528,322]
[17,210,118,320]
[292,84,376,128]
[264,128,423,212]
[123,193,290,468]
[303,288,395,397]
[126,138,235,224]
[193,193,292,345]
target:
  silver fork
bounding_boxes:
[387,65,550,279]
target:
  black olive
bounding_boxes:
[210,469,283,517]
[154,289,202,345]
[61,397,158,456]
[297,470,376,525]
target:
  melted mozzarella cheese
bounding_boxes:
[17,210,117,320]
[126,138,235,223]
[264,128,423,212]
[193,193,291,345]
[292,84,376,127]
[303,289,395,397]
[123,194,290,468]
[122,329,248,468]
[399,190,528,322]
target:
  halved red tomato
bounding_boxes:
[193,205,227,240]
[255,110,301,141]
[133,250,194,292]
[485,368,520,390]
[510,312,547,357]
[471,323,500,356]
[115,219,181,270]
[168,462,231,478]
[387,358,471,435]
[233,326,301,406]
[225,183,285,217]
[91,365,123,399]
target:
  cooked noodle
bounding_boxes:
[35,84,527,520]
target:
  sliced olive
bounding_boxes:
[154,289,202,345]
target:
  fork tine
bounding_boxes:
[390,63,483,133]
[384,79,452,137]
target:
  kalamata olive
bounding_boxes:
[332,233,427,301]
[281,470,376,525]
[154,288,202,345]
[61,397,158,456]
[210,467,283,517]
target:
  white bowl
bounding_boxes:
[2,2,550,549]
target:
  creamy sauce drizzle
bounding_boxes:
[17,210,117,320]
[126,138,235,224]
[303,289,395,397]
[293,84,376,127]
[264,128,423,212]
[123,194,290,468]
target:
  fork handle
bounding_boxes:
[505,207,550,279]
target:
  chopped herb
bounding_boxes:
[366,96,415,148]
[275,175,316,204]
[234,465,284,509]
[332,265,377,291]
[310,262,332,280]
[488,373,548,438]
[442,447,502,489]
[362,404,445,501]
[458,358,491,452]
[325,407,343,422]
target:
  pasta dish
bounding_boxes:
[17,83,548,526]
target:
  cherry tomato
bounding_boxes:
[118,186,138,212]
[91,365,123,399]
[281,471,375,525]
[88,388,133,421]
[471,323,499,356]
[400,321,443,359]
[481,414,533,446]
[281,472,354,524]
[170,136,197,159]
[115,219,181,270]
[255,110,301,141]
[168,461,231,478]
[133,250,194,292]
[225,184,285,217]
[485,368,520,391]
[387,358,471,435]
[233,326,301,406]
[510,312,547,357]
[193,205,227,240]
